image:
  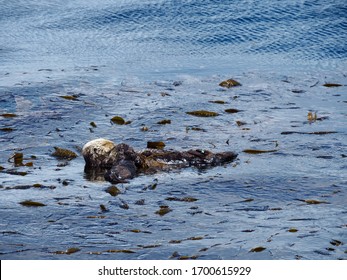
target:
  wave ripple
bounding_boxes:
[0,0,346,73]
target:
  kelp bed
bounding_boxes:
[0,68,346,259]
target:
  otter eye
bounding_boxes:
[94,148,97,152]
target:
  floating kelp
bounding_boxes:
[161,92,171,97]
[186,126,207,132]
[19,200,46,207]
[119,200,129,209]
[240,198,254,203]
[147,141,165,149]
[316,116,329,121]
[250,246,266,252]
[6,184,56,190]
[105,249,135,254]
[141,126,149,132]
[110,116,126,125]
[59,95,79,101]
[219,78,241,88]
[65,247,81,254]
[61,179,71,186]
[209,100,227,104]
[187,236,204,241]
[87,215,106,219]
[1,170,28,176]
[269,207,283,211]
[54,247,81,255]
[147,180,158,190]
[12,152,23,166]
[186,110,219,117]
[298,199,329,205]
[7,153,33,167]
[157,119,171,125]
[135,199,145,205]
[35,183,52,188]
[137,244,161,249]
[291,89,306,93]
[225,108,241,114]
[155,206,172,216]
[169,251,198,260]
[281,131,337,135]
[316,155,333,159]
[0,127,14,132]
[90,121,97,128]
[0,113,17,118]
[199,248,209,252]
[330,239,343,246]
[169,240,182,244]
[323,83,343,87]
[306,199,329,204]
[306,112,329,123]
[243,149,278,154]
[52,147,77,160]
[165,197,198,202]
[178,255,198,260]
[105,186,121,196]
[236,121,247,127]
[172,81,182,86]
[188,210,203,215]
[88,251,103,255]
[288,228,298,233]
[100,204,108,212]
[307,112,317,122]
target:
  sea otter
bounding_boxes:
[82,138,237,183]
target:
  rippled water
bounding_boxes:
[0,0,346,260]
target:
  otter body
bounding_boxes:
[82,138,237,183]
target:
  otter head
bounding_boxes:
[82,138,117,168]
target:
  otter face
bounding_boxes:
[82,138,117,168]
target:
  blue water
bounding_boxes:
[1,0,346,80]
[0,0,346,260]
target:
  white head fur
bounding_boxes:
[82,138,116,167]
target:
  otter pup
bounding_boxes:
[82,138,237,183]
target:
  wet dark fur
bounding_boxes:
[99,143,237,183]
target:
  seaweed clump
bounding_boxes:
[1,113,17,118]
[52,147,77,160]
[19,200,46,207]
[323,83,342,87]
[225,108,241,114]
[186,110,219,117]
[219,78,241,88]
[155,206,172,216]
[110,116,126,125]
[147,141,166,149]
[250,246,266,253]
[157,119,171,125]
